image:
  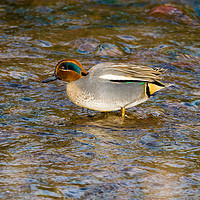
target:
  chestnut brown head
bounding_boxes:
[42,59,87,83]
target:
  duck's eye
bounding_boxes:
[59,65,65,70]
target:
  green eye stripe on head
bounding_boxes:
[60,62,81,74]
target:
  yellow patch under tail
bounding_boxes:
[148,83,165,95]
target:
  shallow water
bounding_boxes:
[0,0,200,199]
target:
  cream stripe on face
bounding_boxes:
[99,74,143,81]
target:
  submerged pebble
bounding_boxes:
[66,38,100,54]
[95,43,123,57]
[149,4,195,24]
[77,42,99,54]
[64,38,124,57]
[35,40,52,47]
[20,97,35,102]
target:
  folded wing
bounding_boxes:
[91,63,165,86]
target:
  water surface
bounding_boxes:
[0,0,200,199]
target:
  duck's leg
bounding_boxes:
[121,107,125,118]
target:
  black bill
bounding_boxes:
[42,74,59,83]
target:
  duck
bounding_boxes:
[42,59,165,117]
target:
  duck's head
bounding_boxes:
[42,59,87,83]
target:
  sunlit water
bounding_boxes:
[0,0,200,199]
